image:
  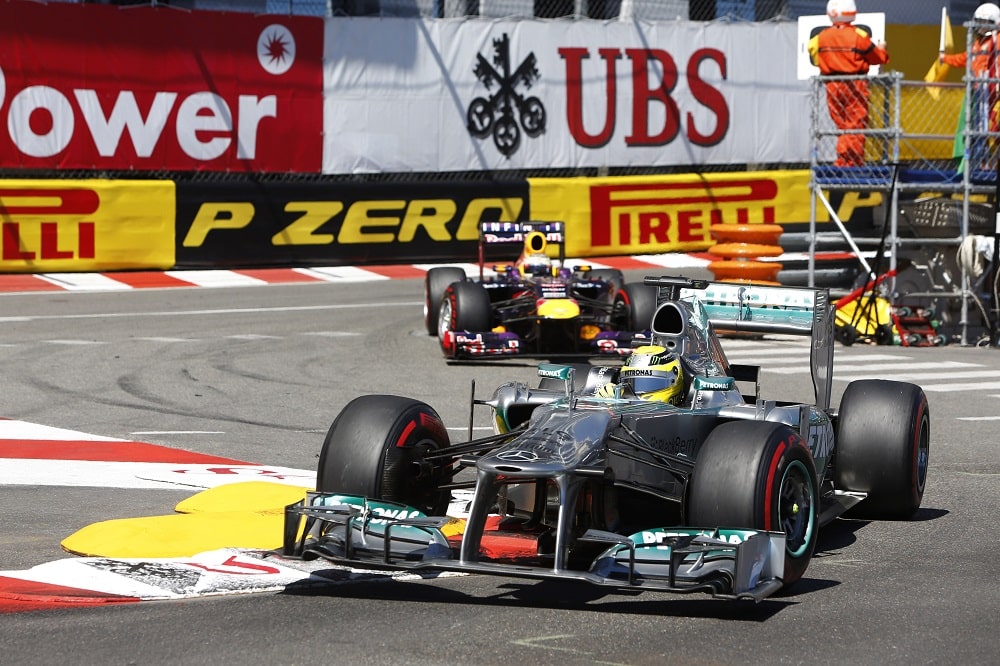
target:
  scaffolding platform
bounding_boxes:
[808,33,1000,346]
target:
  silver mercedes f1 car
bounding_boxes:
[283,276,930,602]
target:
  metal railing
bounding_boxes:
[70,0,974,23]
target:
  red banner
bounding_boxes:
[0,1,323,172]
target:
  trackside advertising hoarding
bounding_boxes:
[0,181,175,272]
[174,180,529,267]
[323,19,810,174]
[529,170,819,257]
[0,2,323,172]
[172,170,873,269]
[0,5,810,175]
[0,170,873,273]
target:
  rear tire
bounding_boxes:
[317,395,452,515]
[688,421,819,587]
[834,380,930,519]
[424,267,466,336]
[614,282,657,332]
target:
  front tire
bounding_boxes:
[688,421,819,587]
[317,395,453,515]
[834,380,930,519]
[439,280,493,341]
[424,267,466,336]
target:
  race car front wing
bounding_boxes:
[282,493,786,602]
[444,329,639,359]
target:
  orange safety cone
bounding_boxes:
[706,223,785,284]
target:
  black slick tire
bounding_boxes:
[317,395,452,515]
[424,267,466,336]
[687,421,820,587]
[834,379,930,519]
[439,280,493,355]
[615,282,656,332]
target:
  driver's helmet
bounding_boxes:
[521,253,552,278]
[620,345,685,405]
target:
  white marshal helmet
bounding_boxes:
[827,0,857,23]
[974,3,1000,24]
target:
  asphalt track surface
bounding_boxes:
[0,266,998,665]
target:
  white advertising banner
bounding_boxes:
[322,18,810,175]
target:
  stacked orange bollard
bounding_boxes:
[706,223,785,284]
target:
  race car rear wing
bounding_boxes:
[644,276,835,411]
[478,221,566,279]
[479,220,565,245]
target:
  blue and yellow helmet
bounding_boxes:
[520,252,552,277]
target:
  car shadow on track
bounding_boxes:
[279,507,950,618]
[815,505,949,555]
[281,576,792,621]
[777,506,950,599]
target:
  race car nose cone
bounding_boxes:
[537,298,580,319]
[479,409,612,475]
[479,442,564,475]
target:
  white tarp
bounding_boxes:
[322,18,810,174]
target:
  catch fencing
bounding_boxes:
[54,0,985,23]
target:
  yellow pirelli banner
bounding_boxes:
[529,170,819,258]
[0,180,175,273]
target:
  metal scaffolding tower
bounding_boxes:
[808,25,999,346]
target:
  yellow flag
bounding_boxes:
[925,59,950,84]
[926,8,954,99]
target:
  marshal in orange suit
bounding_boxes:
[807,0,890,167]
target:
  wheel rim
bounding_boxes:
[779,460,816,558]
[437,298,453,338]
[397,439,451,515]
[915,413,930,493]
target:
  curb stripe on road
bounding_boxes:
[0,254,714,293]
[0,439,254,465]
[0,576,141,610]
[0,418,315,490]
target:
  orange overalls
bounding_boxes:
[941,32,999,81]
[808,24,891,167]
[942,32,999,168]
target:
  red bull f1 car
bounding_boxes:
[284,276,930,602]
[423,221,656,359]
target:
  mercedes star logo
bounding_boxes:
[496,449,539,462]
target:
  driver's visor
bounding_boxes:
[624,373,676,394]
